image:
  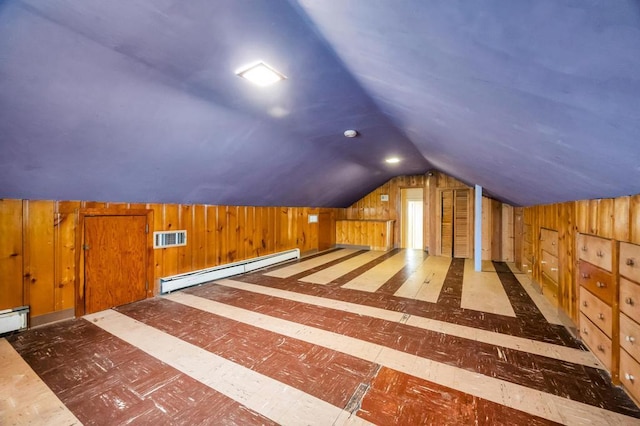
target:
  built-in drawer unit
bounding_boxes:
[578,233,613,272]
[541,249,559,283]
[580,287,613,338]
[580,312,612,371]
[621,242,640,284]
[620,349,640,403]
[578,233,616,381]
[578,261,614,305]
[620,241,640,403]
[540,229,559,307]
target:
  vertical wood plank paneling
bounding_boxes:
[501,204,514,262]
[598,198,614,239]
[614,196,630,242]
[55,201,80,311]
[226,205,239,263]
[0,199,24,310]
[217,205,228,263]
[148,203,164,284]
[192,205,206,271]
[177,204,193,274]
[204,205,217,265]
[576,200,589,234]
[631,195,640,245]
[24,200,56,317]
[162,204,179,277]
[588,199,599,235]
[481,197,491,260]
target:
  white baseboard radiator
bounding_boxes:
[160,249,300,294]
[0,306,29,335]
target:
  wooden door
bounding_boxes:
[441,190,454,256]
[453,189,470,258]
[84,215,147,314]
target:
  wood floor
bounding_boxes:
[2,248,640,425]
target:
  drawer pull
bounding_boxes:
[628,258,636,267]
[581,246,588,252]
[597,344,605,352]
[551,267,558,271]
[596,250,604,258]
[582,328,588,335]
[551,241,556,245]
[625,373,635,382]
[596,281,605,288]
[598,313,605,320]
[582,301,588,307]
[626,335,636,344]
[541,260,547,264]
[581,273,591,279]
[625,297,635,306]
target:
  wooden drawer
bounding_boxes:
[580,313,612,370]
[578,261,614,305]
[577,234,612,272]
[541,272,559,308]
[620,349,640,403]
[541,250,558,283]
[580,287,613,338]
[621,313,640,363]
[621,242,640,283]
[540,228,558,257]
[621,277,640,321]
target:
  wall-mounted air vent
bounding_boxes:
[154,230,187,248]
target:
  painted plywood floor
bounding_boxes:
[2,248,640,425]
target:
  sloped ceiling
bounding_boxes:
[1,1,639,207]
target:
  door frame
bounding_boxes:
[75,208,154,317]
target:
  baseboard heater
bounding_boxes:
[160,248,300,294]
[0,306,29,335]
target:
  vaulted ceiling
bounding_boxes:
[1,1,639,207]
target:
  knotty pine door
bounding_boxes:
[440,189,471,258]
[84,215,148,314]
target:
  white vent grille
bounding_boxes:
[154,230,187,248]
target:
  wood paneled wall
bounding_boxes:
[516,195,640,324]
[0,198,335,323]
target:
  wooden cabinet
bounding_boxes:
[540,228,559,307]
[578,234,617,375]
[619,242,640,402]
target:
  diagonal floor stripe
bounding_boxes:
[0,339,81,425]
[299,251,387,285]
[85,310,372,426]
[165,292,637,425]
[393,256,451,302]
[461,259,516,317]
[342,251,421,292]
[265,249,359,278]
[215,279,600,369]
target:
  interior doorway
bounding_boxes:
[401,188,424,249]
[439,188,471,258]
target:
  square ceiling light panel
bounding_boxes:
[236,61,287,87]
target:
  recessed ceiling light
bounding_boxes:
[236,61,286,87]
[385,157,401,164]
[343,129,358,138]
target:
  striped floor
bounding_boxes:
[2,249,640,425]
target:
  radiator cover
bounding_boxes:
[160,249,300,293]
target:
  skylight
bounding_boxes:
[236,61,286,87]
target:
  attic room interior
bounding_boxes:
[1,1,640,424]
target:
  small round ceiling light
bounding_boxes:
[343,129,358,138]
[385,157,401,164]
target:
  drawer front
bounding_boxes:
[580,287,613,337]
[541,250,558,283]
[620,242,640,283]
[621,313,640,363]
[578,261,614,305]
[577,234,612,272]
[541,272,559,308]
[580,313,612,370]
[540,228,558,257]
[621,277,640,321]
[620,349,640,403]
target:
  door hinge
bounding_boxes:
[145,223,149,234]
[83,244,90,251]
